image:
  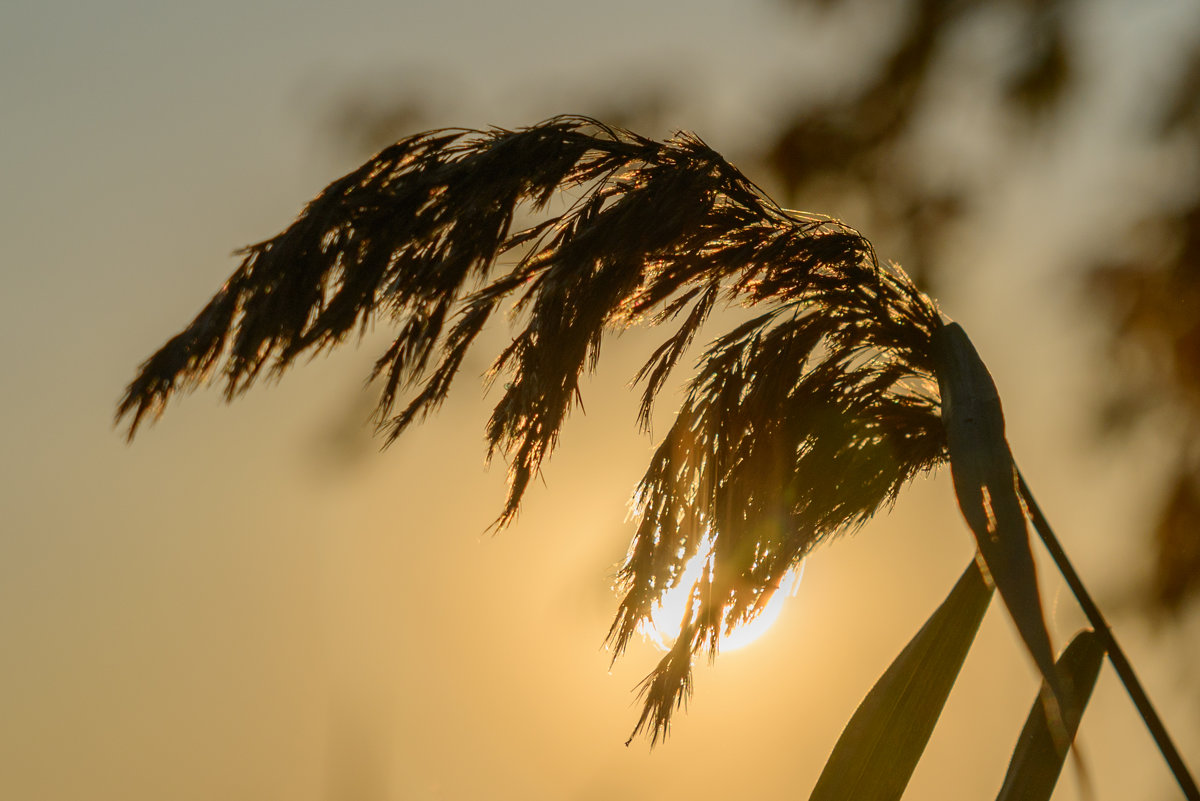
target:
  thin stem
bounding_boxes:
[1016,469,1200,801]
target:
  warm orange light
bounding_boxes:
[639,545,803,652]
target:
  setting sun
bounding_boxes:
[638,544,803,652]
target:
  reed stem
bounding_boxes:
[1016,470,1200,801]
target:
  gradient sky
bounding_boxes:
[3,1,1199,799]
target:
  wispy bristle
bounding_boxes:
[117,115,948,743]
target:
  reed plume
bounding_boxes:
[118,115,948,742]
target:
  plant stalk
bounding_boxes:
[1016,470,1200,801]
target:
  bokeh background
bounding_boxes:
[4,0,1200,798]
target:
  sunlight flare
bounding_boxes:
[638,544,803,652]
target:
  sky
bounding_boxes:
[2,0,1200,799]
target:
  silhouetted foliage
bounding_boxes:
[119,116,950,743]
[118,0,1200,788]
[119,106,1200,796]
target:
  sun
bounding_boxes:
[638,544,803,652]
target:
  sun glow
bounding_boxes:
[639,546,803,652]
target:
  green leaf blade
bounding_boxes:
[996,629,1106,801]
[808,558,994,801]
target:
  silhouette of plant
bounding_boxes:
[118,116,1198,799]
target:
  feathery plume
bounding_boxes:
[118,115,947,742]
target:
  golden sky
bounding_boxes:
[2,1,1199,799]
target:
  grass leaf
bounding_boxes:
[932,321,1066,716]
[808,557,993,801]
[996,629,1105,801]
